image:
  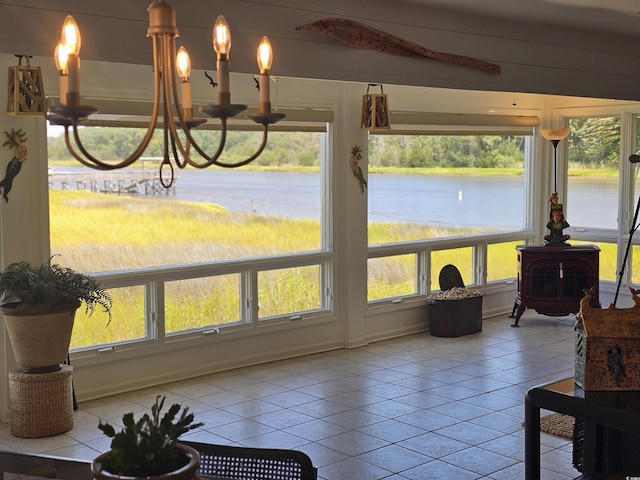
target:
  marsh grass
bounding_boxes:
[51,190,327,347]
[50,190,321,271]
[51,190,601,349]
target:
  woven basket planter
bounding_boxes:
[9,365,74,437]
[92,444,200,480]
[1,304,76,373]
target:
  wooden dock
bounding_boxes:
[48,170,177,196]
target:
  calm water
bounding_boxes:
[50,167,617,229]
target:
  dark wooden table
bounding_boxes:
[525,378,640,479]
[0,450,90,479]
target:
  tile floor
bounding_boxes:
[0,311,581,479]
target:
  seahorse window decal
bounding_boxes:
[1,128,28,202]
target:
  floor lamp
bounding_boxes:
[539,128,570,194]
[539,127,571,246]
[614,154,640,305]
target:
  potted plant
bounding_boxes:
[93,395,204,480]
[0,256,112,372]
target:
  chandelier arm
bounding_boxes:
[162,32,193,170]
[159,162,175,188]
[159,111,176,188]
[165,96,183,177]
[70,123,148,170]
[62,127,110,170]
[211,124,270,168]
[156,32,177,188]
[164,109,202,169]
[162,33,231,170]
[184,120,229,168]
[62,35,166,171]
[67,118,158,170]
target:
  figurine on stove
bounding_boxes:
[544,192,571,246]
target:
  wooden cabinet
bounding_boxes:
[511,245,600,326]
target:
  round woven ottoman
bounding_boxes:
[9,365,74,438]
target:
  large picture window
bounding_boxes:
[49,129,324,271]
[368,134,526,244]
[563,113,640,286]
[49,126,329,349]
[367,133,527,300]
[567,116,620,231]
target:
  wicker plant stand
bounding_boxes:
[9,365,74,438]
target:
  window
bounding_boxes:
[165,274,241,334]
[368,134,526,244]
[631,115,640,285]
[368,254,417,301]
[367,133,528,302]
[258,265,323,319]
[487,240,522,282]
[49,129,324,271]
[48,125,330,349]
[71,285,145,349]
[566,240,616,283]
[631,245,640,285]
[564,112,640,286]
[430,247,474,289]
[567,116,620,231]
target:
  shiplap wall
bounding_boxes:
[0,0,638,100]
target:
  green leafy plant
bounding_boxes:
[0,256,112,322]
[97,395,204,476]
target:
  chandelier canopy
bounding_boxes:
[48,0,285,187]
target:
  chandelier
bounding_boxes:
[48,0,285,187]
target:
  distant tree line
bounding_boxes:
[48,127,527,169]
[48,121,623,170]
[568,116,621,169]
[47,128,322,167]
[368,134,526,169]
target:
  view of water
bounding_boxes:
[50,166,618,230]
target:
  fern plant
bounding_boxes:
[0,256,112,322]
[96,396,204,476]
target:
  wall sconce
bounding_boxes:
[7,55,46,116]
[361,84,390,131]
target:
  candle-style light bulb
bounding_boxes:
[176,46,191,81]
[176,46,192,116]
[61,15,81,55]
[60,15,81,106]
[54,42,69,105]
[256,36,272,74]
[54,42,69,73]
[212,15,231,104]
[256,36,273,113]
[212,15,231,59]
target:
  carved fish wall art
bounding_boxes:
[296,18,500,75]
